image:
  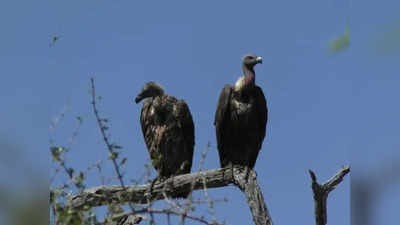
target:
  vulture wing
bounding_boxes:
[246,86,267,168]
[139,96,195,178]
[214,85,233,167]
[255,86,268,148]
[176,100,195,173]
[139,100,160,170]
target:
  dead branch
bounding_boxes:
[69,167,232,209]
[309,166,350,225]
[68,164,349,225]
[68,166,273,225]
[233,167,273,225]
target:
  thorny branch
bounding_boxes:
[50,106,86,223]
[90,78,136,212]
[309,166,350,225]
[90,78,126,188]
[107,208,224,225]
[50,104,84,188]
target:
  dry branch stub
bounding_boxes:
[309,166,350,225]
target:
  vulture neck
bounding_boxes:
[243,65,255,85]
[235,65,255,92]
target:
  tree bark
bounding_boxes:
[232,167,274,225]
[309,166,350,225]
[68,166,273,225]
[67,166,349,225]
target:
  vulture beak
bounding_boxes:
[256,56,263,64]
[135,94,143,104]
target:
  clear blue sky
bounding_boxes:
[1,0,399,225]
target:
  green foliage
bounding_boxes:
[73,172,85,188]
[50,183,98,225]
[109,151,119,160]
[51,146,65,162]
[329,25,350,53]
[150,151,163,167]
[107,204,125,216]
[120,157,127,166]
[54,206,83,225]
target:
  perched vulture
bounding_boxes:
[135,82,195,179]
[214,54,268,169]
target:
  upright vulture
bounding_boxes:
[214,54,268,169]
[135,82,195,179]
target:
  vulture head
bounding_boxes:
[235,54,263,91]
[135,82,165,103]
[242,54,263,71]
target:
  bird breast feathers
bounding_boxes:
[234,76,245,92]
[149,107,155,116]
[232,98,251,114]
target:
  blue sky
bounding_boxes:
[1,0,399,224]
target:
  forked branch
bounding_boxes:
[309,166,350,225]
[68,162,349,225]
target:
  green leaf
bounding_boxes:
[109,152,119,160]
[73,172,85,186]
[120,157,127,165]
[329,26,350,53]
[50,146,65,162]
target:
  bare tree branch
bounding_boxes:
[309,166,350,225]
[90,78,127,189]
[69,167,233,209]
[68,166,273,225]
[233,167,273,225]
[67,149,348,225]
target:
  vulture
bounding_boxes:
[135,82,195,180]
[214,54,268,169]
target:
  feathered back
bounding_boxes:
[139,94,195,178]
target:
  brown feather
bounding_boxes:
[140,94,195,178]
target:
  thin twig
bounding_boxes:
[66,115,84,151]
[181,142,212,225]
[162,191,184,212]
[90,78,136,212]
[50,167,60,185]
[90,78,126,187]
[49,104,68,133]
[191,198,228,205]
[202,176,217,223]
[112,208,222,225]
